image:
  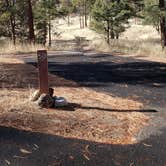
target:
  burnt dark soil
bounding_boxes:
[1,51,166,166]
[0,126,166,166]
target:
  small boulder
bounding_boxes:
[36,93,54,108]
[29,90,41,102]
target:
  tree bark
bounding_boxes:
[82,14,85,28]
[106,21,110,44]
[43,21,47,46]
[159,0,165,8]
[67,14,70,26]
[111,31,115,39]
[84,0,88,27]
[79,3,83,28]
[48,15,51,47]
[27,0,35,44]
[10,17,16,45]
[160,17,166,48]
[5,0,16,45]
[159,0,166,48]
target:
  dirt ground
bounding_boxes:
[0,57,149,145]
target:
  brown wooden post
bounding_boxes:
[37,50,49,94]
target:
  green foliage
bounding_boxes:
[34,1,48,45]
[0,12,10,36]
[143,0,166,31]
[91,0,138,42]
[0,0,165,48]
[0,0,66,45]
[142,0,165,33]
[143,3,160,26]
[60,0,75,15]
[72,0,95,15]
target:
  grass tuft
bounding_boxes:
[0,40,45,55]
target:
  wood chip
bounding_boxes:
[5,160,10,165]
[83,154,90,160]
[20,148,32,154]
[13,155,27,159]
[143,143,152,147]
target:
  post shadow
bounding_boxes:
[54,103,158,113]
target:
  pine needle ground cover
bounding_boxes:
[0,57,149,145]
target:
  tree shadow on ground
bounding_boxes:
[0,63,78,89]
[43,53,166,107]
[0,126,165,166]
[46,61,166,87]
[4,52,166,89]
[2,52,166,106]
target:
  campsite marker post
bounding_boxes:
[37,50,49,94]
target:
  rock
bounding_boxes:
[36,93,54,108]
[29,90,41,102]
[54,97,68,107]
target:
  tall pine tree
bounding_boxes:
[91,0,138,43]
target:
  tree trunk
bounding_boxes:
[5,0,16,45]
[116,33,119,39]
[84,0,88,27]
[159,0,166,48]
[27,0,35,44]
[110,27,115,39]
[43,21,47,46]
[79,3,82,28]
[79,14,82,29]
[106,21,110,44]
[82,15,85,28]
[10,17,16,45]
[67,14,70,26]
[160,17,166,48]
[48,16,51,47]
[159,0,165,8]
[111,32,115,39]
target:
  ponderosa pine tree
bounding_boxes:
[0,0,35,44]
[27,0,35,43]
[143,0,160,32]
[0,0,16,44]
[159,0,166,48]
[143,0,166,48]
[60,0,75,26]
[34,0,66,46]
[91,0,138,44]
[72,0,95,28]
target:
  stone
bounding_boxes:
[54,97,68,107]
[29,90,41,102]
[36,93,54,108]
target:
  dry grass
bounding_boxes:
[52,17,100,41]
[0,88,149,145]
[92,38,166,56]
[90,24,166,62]
[0,57,149,144]
[53,17,166,62]
[1,18,165,62]
[0,57,24,64]
[0,40,45,55]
